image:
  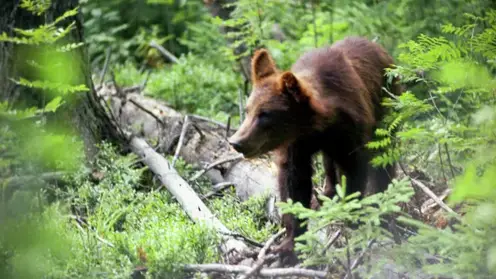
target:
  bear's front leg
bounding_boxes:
[273,141,314,256]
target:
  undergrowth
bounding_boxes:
[1,142,277,278]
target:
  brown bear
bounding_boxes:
[228,36,402,254]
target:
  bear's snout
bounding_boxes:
[228,140,243,153]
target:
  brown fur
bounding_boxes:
[228,36,402,256]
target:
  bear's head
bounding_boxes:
[228,49,316,158]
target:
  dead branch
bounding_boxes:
[128,97,164,126]
[189,154,244,182]
[189,114,236,130]
[343,240,375,279]
[444,143,456,179]
[172,115,189,167]
[129,136,247,254]
[182,263,328,278]
[438,143,448,182]
[149,40,180,64]
[201,181,235,200]
[98,46,111,86]
[226,115,231,139]
[322,229,342,254]
[421,188,452,214]
[344,234,352,278]
[220,231,264,248]
[140,69,151,92]
[410,178,458,217]
[239,229,286,279]
[238,87,245,122]
[72,218,115,248]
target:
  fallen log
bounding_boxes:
[129,136,248,255]
[97,84,280,221]
[182,263,328,278]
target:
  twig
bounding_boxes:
[429,90,445,119]
[411,178,458,217]
[322,229,342,254]
[72,219,115,248]
[149,40,180,64]
[95,87,127,139]
[421,188,452,214]
[343,240,375,279]
[382,87,399,100]
[344,234,352,279]
[140,69,152,92]
[238,88,245,123]
[190,123,205,140]
[189,154,244,182]
[182,264,328,278]
[111,71,128,119]
[246,231,285,276]
[226,115,231,139]
[128,98,164,126]
[219,231,264,248]
[111,71,124,98]
[240,229,286,279]
[99,46,111,86]
[399,163,458,218]
[444,143,456,179]
[122,85,144,93]
[189,114,237,131]
[201,181,235,200]
[438,143,447,182]
[172,115,189,167]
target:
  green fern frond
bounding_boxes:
[12,77,89,95]
[441,23,476,37]
[367,137,392,150]
[388,115,404,133]
[56,42,84,52]
[20,0,51,16]
[375,128,389,137]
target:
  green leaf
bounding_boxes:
[44,96,64,113]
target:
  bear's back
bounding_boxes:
[291,37,394,125]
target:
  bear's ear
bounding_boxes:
[280,71,307,103]
[251,49,277,82]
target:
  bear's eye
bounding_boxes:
[257,111,273,125]
[258,111,272,119]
